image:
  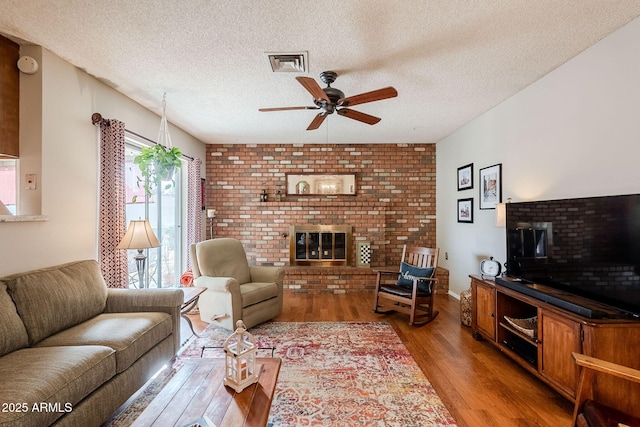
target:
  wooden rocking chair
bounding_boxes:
[373,245,439,325]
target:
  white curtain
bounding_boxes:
[98,119,128,288]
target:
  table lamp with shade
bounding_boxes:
[117,219,160,288]
[495,197,511,228]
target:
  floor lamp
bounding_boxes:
[117,219,161,288]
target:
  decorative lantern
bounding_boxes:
[223,320,259,392]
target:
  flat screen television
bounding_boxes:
[502,193,640,318]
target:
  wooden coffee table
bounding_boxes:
[131,357,281,427]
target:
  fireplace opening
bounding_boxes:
[290,225,352,266]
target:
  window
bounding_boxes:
[124,135,183,288]
[0,159,17,214]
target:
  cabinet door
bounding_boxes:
[475,281,496,341]
[540,310,581,398]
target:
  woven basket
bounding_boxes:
[504,315,537,339]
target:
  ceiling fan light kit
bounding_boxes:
[259,71,397,131]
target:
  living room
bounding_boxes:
[2,3,640,427]
[0,5,638,290]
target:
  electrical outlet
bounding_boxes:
[445,252,448,260]
[25,174,37,190]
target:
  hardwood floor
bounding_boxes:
[185,292,573,427]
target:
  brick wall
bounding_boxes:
[204,143,443,293]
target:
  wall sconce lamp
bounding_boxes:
[495,198,512,227]
[116,220,160,288]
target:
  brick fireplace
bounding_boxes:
[204,143,446,293]
[290,225,352,267]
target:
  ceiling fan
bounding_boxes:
[259,71,398,131]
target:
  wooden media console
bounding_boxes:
[470,275,640,419]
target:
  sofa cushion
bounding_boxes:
[2,260,108,345]
[35,312,172,373]
[241,282,279,308]
[0,283,28,357]
[0,345,115,427]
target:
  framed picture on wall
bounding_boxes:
[457,163,473,190]
[457,198,473,223]
[479,164,502,209]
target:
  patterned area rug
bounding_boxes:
[108,322,457,427]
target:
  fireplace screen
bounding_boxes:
[290,225,352,266]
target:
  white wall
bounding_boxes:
[437,17,640,296]
[0,47,206,276]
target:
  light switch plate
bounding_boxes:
[26,174,37,190]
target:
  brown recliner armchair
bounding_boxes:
[190,238,285,330]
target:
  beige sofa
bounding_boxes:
[0,260,183,427]
[190,238,284,330]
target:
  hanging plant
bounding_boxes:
[133,144,182,202]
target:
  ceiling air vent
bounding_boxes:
[266,52,308,73]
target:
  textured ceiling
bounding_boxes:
[1,1,640,145]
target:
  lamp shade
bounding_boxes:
[116,220,161,250]
[495,203,506,227]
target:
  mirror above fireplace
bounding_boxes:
[286,174,356,195]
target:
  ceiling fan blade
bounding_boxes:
[259,106,319,112]
[338,86,398,107]
[306,113,328,130]
[337,108,381,125]
[296,76,330,102]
